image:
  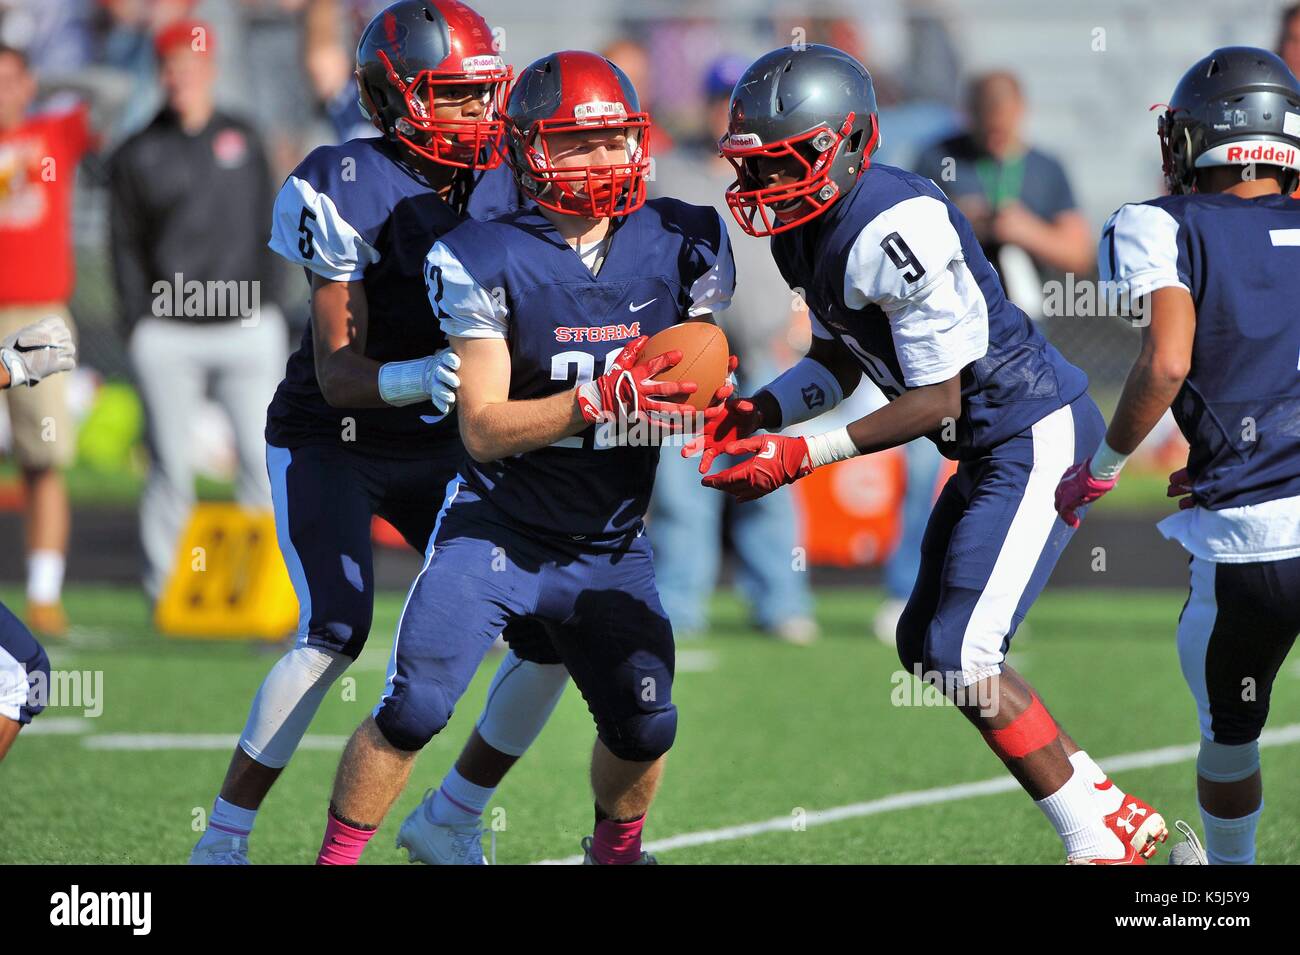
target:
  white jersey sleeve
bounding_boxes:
[687,212,737,318]
[1100,202,1190,300]
[426,240,509,340]
[269,175,380,282]
[844,194,989,388]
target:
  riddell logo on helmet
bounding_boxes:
[462,55,505,74]
[574,101,628,124]
[1225,143,1297,164]
[725,133,763,149]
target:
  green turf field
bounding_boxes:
[2,585,1297,864]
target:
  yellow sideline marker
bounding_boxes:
[155,503,297,640]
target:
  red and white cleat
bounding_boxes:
[1103,791,1168,860]
[1068,843,1148,865]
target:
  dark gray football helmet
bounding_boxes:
[719,44,880,236]
[1158,46,1300,194]
[355,0,510,169]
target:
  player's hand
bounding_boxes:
[575,335,697,425]
[1166,466,1195,510]
[0,315,76,388]
[700,434,813,503]
[1054,458,1118,528]
[682,385,764,476]
[423,347,461,414]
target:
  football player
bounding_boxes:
[192,0,568,866]
[314,50,736,865]
[1055,47,1300,865]
[696,45,1165,863]
[0,315,75,762]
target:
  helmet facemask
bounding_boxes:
[720,112,876,237]
[365,48,512,170]
[513,103,652,218]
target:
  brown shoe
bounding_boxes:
[26,601,68,638]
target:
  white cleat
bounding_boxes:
[188,834,250,865]
[396,794,486,865]
[1168,820,1208,865]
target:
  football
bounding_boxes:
[642,322,730,412]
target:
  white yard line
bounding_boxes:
[82,733,349,751]
[534,722,1300,864]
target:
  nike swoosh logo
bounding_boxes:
[629,299,657,312]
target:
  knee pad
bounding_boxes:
[1197,737,1260,783]
[980,694,1059,761]
[373,681,455,753]
[599,705,677,762]
[240,646,350,768]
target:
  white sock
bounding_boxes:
[1200,803,1261,865]
[429,766,495,825]
[474,650,568,757]
[1036,769,1125,860]
[238,645,351,768]
[26,549,65,604]
[203,796,257,843]
[1069,749,1124,815]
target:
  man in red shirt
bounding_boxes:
[0,45,93,637]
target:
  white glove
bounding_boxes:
[423,347,461,414]
[1,315,77,388]
[377,347,461,413]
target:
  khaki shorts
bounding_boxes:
[0,303,76,470]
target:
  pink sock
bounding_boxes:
[591,814,646,865]
[316,810,377,865]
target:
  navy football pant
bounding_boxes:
[373,479,675,759]
[897,397,1105,690]
[1177,554,1300,745]
[0,602,49,726]
[266,443,557,662]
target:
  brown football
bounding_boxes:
[642,322,730,412]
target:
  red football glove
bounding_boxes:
[575,335,697,425]
[700,434,813,503]
[1166,466,1195,510]
[1054,457,1118,528]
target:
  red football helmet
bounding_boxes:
[504,51,652,218]
[355,0,512,170]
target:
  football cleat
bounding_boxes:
[1103,791,1168,860]
[188,834,250,865]
[1067,843,1147,865]
[395,794,486,865]
[580,835,658,865]
[1168,820,1208,865]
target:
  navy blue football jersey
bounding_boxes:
[771,163,1088,459]
[1103,192,1300,510]
[427,199,735,536]
[265,136,522,456]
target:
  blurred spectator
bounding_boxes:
[0,44,95,637]
[647,54,816,644]
[1279,2,1300,77]
[303,0,384,142]
[914,72,1093,314]
[108,21,286,598]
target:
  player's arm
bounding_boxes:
[452,336,589,462]
[1055,203,1194,525]
[699,196,982,498]
[270,173,459,412]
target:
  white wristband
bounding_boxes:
[1089,438,1129,480]
[761,357,844,428]
[378,356,432,407]
[805,426,860,470]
